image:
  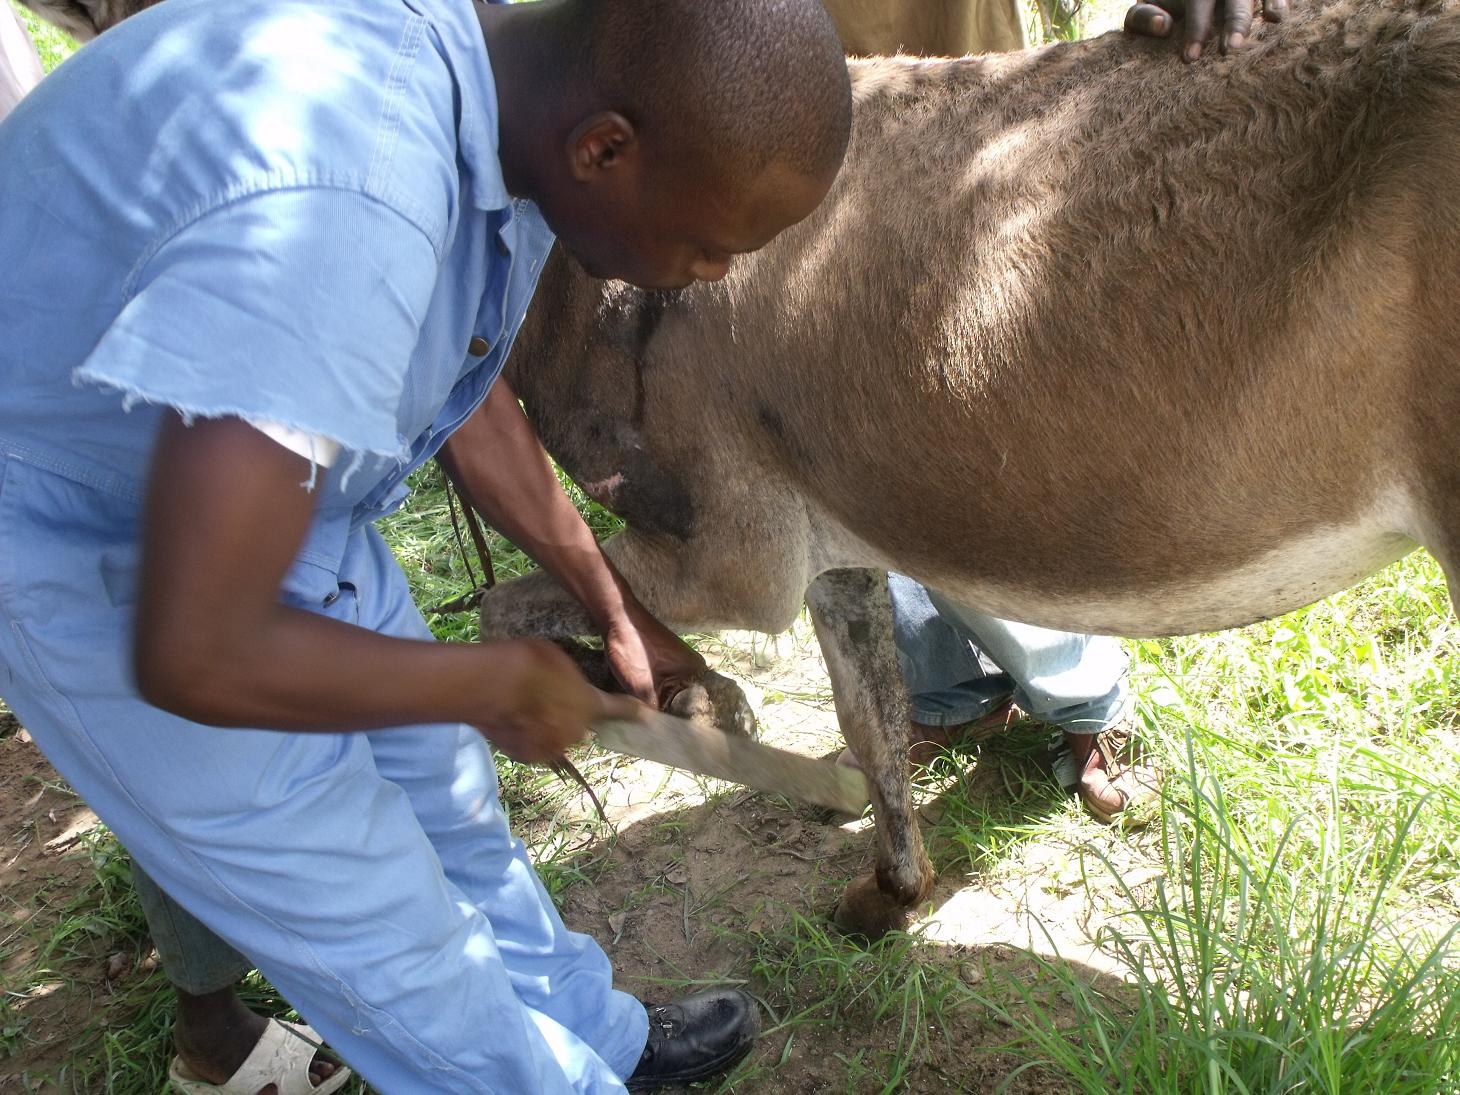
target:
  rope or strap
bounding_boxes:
[426,458,496,615]
[427,458,605,822]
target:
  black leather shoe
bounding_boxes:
[625,988,759,1091]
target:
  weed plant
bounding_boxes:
[977,758,1460,1094]
[11,1,73,71]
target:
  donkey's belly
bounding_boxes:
[922,505,1421,638]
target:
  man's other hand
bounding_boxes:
[1125,0,1288,60]
[604,606,706,709]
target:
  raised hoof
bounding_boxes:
[832,873,921,940]
[666,670,758,739]
[545,642,757,739]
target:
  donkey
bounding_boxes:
[478,0,1460,935]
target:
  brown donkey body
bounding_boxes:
[481,0,1460,932]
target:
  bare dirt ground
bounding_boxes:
[1,708,132,1090]
[1,621,1161,1092]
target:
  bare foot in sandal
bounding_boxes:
[171,986,348,1094]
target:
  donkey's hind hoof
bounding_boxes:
[832,872,918,941]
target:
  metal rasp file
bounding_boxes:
[593,708,870,815]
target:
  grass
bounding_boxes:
[384,461,624,644]
[976,755,1460,1094]
[745,911,982,1092]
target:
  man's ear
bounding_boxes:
[566,111,638,182]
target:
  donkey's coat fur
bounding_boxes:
[481,0,1460,932]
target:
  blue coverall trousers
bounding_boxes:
[0,455,647,1093]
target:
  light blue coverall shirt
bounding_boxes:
[0,0,648,1088]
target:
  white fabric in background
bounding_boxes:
[0,5,45,119]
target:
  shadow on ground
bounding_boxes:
[523,728,1152,1093]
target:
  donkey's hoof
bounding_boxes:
[832,873,918,940]
[666,670,758,738]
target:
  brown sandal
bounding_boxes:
[1062,723,1161,828]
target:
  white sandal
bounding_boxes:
[168,1018,352,1095]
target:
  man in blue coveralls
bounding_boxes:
[0,0,853,1089]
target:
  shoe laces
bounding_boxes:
[646,1004,682,1042]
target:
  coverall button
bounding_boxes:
[468,336,490,356]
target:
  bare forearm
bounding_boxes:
[438,385,703,705]
[439,380,631,629]
[141,604,512,730]
[137,412,625,759]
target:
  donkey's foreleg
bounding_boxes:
[478,568,596,643]
[479,527,805,639]
[806,568,934,938]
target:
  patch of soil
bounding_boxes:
[0,707,138,1090]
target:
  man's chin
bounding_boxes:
[566,251,690,291]
[618,270,695,291]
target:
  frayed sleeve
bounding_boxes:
[75,187,441,465]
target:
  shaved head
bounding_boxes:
[486,0,852,288]
[573,0,852,187]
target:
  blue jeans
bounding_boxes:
[889,574,1129,735]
